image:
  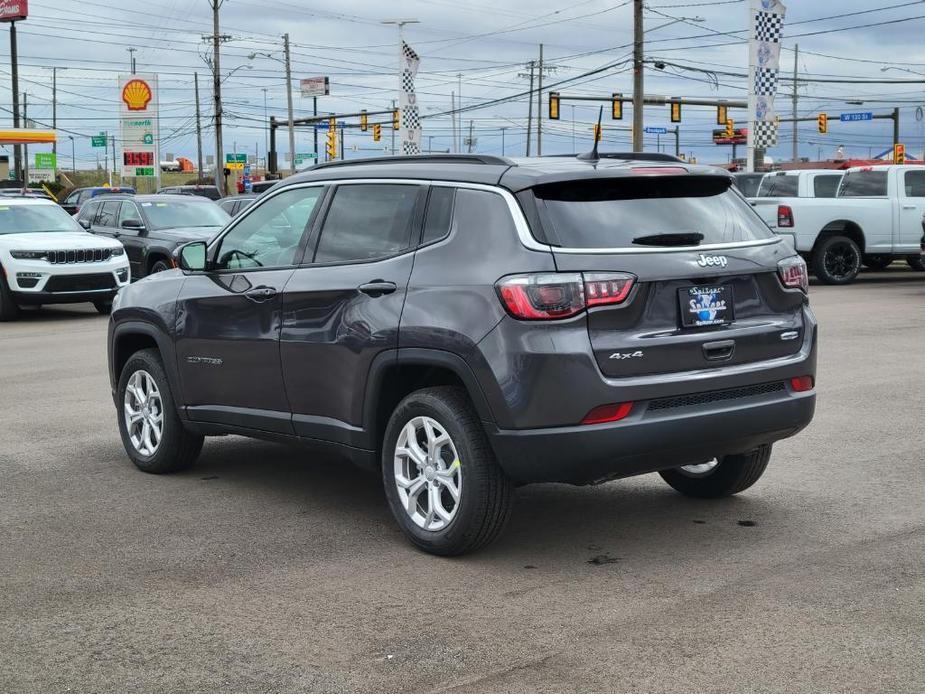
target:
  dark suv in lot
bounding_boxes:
[108,154,817,555]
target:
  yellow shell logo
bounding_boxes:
[122,79,152,111]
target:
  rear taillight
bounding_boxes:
[496,272,636,320]
[777,205,794,228]
[777,256,808,293]
[581,402,633,425]
[790,375,814,392]
[631,167,688,176]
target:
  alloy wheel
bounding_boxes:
[824,242,860,281]
[679,459,719,477]
[393,416,462,532]
[123,369,164,457]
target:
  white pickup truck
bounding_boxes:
[750,165,925,284]
[752,169,844,201]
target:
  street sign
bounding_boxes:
[294,152,317,164]
[226,162,245,171]
[91,135,107,148]
[34,152,56,169]
[28,169,54,184]
[0,0,28,22]
[644,127,668,135]
[840,112,873,122]
[225,153,246,164]
[300,76,330,98]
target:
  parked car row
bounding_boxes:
[745,165,925,284]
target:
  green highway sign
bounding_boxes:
[34,152,56,169]
[295,152,317,163]
[91,135,107,148]
[225,153,247,163]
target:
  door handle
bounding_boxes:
[244,286,277,302]
[703,339,735,362]
[903,204,917,210]
[358,280,397,297]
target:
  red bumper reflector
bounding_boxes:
[790,375,814,392]
[581,402,633,425]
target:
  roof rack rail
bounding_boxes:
[311,154,515,169]
[546,152,684,163]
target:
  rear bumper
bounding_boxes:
[487,388,815,485]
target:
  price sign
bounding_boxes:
[123,151,154,167]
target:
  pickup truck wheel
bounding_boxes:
[863,254,893,271]
[150,259,171,275]
[906,254,925,271]
[0,268,20,322]
[382,386,512,556]
[117,348,203,474]
[812,235,861,285]
[659,444,772,499]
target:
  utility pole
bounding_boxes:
[209,0,228,193]
[391,99,397,155]
[467,120,474,153]
[10,20,21,182]
[283,33,296,175]
[525,60,535,156]
[632,0,644,151]
[571,104,576,153]
[313,97,318,161]
[537,44,544,156]
[128,47,137,75]
[68,135,75,173]
[791,44,799,163]
[111,134,117,185]
[500,126,507,156]
[451,91,457,153]
[893,107,900,148]
[51,68,57,163]
[194,72,204,181]
[22,92,28,187]
[457,73,462,154]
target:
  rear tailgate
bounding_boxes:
[530,173,807,379]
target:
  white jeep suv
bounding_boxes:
[0,197,130,320]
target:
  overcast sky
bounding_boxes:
[5,0,925,168]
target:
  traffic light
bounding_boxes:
[725,119,734,138]
[392,108,400,130]
[593,123,602,143]
[717,104,728,125]
[818,112,828,134]
[894,143,906,164]
[549,91,560,120]
[326,118,337,160]
[670,101,681,123]
[360,110,368,132]
[611,93,623,120]
[372,123,381,142]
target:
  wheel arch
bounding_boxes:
[813,220,866,253]
[362,348,495,455]
[110,321,184,412]
[145,248,174,275]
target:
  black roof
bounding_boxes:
[97,193,215,203]
[282,153,729,193]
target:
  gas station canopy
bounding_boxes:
[0,129,56,144]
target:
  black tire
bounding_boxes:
[906,254,925,271]
[381,386,512,556]
[93,299,113,315]
[811,235,862,285]
[863,254,893,271]
[659,444,772,499]
[0,267,20,322]
[116,348,203,474]
[150,259,171,275]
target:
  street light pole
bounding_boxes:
[10,20,21,182]
[68,135,75,173]
[283,33,296,175]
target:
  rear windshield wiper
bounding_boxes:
[631,232,704,247]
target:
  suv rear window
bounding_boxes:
[757,175,798,197]
[839,170,888,197]
[533,176,773,249]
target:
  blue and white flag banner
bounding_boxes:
[399,41,421,156]
[747,0,786,155]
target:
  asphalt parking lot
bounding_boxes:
[2,268,924,694]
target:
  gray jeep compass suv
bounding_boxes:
[108,154,817,556]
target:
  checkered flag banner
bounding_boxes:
[753,121,778,149]
[399,40,422,155]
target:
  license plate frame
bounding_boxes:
[679,285,734,328]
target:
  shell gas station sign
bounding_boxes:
[119,74,159,178]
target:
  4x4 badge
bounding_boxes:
[697,254,728,268]
[609,350,644,360]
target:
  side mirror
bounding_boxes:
[78,218,91,230]
[175,241,208,272]
[121,218,145,230]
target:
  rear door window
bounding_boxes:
[313,184,422,263]
[757,175,798,197]
[421,187,456,245]
[903,170,925,197]
[813,175,842,198]
[839,170,888,197]
[97,200,121,227]
[533,176,773,249]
